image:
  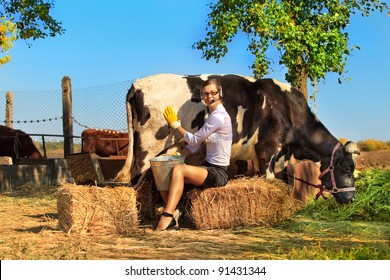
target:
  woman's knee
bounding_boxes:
[172,164,184,177]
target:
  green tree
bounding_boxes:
[194,0,389,100]
[0,0,64,64]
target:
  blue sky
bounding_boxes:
[0,0,389,141]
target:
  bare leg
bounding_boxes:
[156,164,208,231]
[160,191,168,204]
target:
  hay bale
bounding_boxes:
[187,177,302,229]
[57,183,139,234]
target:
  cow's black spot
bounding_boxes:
[190,97,202,103]
[185,76,204,99]
[192,110,206,130]
[130,89,150,125]
[155,125,170,140]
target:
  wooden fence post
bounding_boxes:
[5,91,13,128]
[62,76,74,157]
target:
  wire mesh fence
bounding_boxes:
[0,79,133,158]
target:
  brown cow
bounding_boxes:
[0,125,44,162]
[81,129,129,157]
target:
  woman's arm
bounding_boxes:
[163,105,223,150]
[183,114,223,147]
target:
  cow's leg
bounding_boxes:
[265,152,288,179]
[133,171,148,189]
[257,158,268,176]
[228,160,258,179]
[256,141,279,179]
[265,155,277,179]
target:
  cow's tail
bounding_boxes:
[114,88,134,184]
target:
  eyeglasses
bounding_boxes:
[201,90,219,98]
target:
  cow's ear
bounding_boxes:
[345,141,360,155]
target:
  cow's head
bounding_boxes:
[17,134,44,159]
[319,141,360,204]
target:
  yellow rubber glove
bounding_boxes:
[163,106,181,129]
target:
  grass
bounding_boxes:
[0,170,389,260]
[299,169,390,221]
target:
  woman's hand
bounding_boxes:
[163,106,181,129]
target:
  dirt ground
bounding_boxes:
[356,150,390,170]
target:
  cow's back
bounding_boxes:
[0,125,43,160]
[82,128,129,157]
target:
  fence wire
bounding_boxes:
[0,79,133,144]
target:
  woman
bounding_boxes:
[156,78,232,231]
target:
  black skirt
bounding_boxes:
[201,161,229,188]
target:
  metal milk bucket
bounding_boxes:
[149,155,185,191]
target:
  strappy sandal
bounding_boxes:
[173,209,183,229]
[156,211,177,231]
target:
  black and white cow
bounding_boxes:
[116,73,359,204]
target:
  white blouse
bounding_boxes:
[183,103,232,166]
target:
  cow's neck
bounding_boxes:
[292,121,339,163]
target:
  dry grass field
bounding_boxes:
[356,150,390,170]
[0,188,388,260]
[0,150,389,260]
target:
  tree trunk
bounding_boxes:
[289,54,309,103]
[291,68,308,103]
